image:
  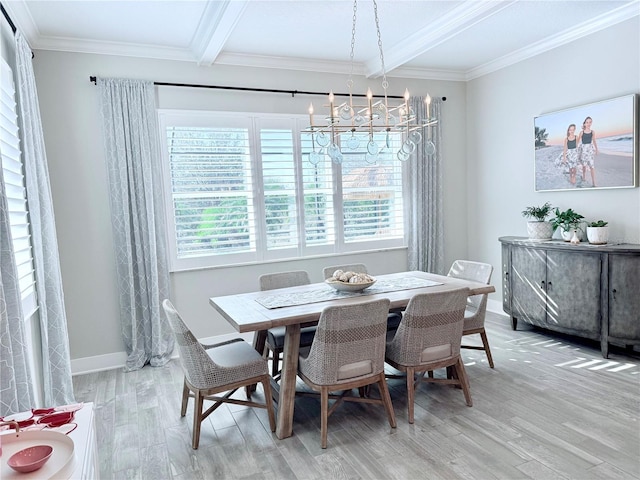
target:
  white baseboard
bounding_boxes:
[71,331,254,376]
[487,298,508,317]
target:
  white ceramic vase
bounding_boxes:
[587,226,609,245]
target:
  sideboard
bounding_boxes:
[499,236,640,358]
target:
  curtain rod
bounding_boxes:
[1,2,17,34]
[88,76,447,101]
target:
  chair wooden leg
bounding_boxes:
[192,390,204,449]
[427,370,434,378]
[271,348,281,378]
[480,329,494,368]
[321,387,329,449]
[377,375,397,428]
[407,367,415,424]
[455,357,473,407]
[261,376,276,432]
[181,379,190,417]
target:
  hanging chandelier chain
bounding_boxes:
[372,0,388,90]
[347,0,357,90]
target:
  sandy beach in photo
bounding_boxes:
[535,145,635,191]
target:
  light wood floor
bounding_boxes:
[72,313,640,479]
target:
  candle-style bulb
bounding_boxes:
[329,91,334,103]
[404,88,410,101]
[366,88,373,100]
[425,94,431,105]
[308,103,314,115]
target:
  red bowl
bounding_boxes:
[7,445,54,473]
[37,411,75,427]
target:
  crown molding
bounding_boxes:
[215,52,364,75]
[33,36,195,62]
[1,0,39,44]
[465,2,640,81]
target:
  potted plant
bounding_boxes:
[521,202,553,241]
[551,208,585,242]
[586,220,609,245]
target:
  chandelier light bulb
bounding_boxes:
[404,89,410,101]
[366,88,373,100]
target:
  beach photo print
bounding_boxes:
[534,94,637,192]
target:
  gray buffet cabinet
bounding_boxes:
[499,236,640,358]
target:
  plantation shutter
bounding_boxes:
[339,131,404,244]
[259,126,298,250]
[165,125,255,259]
[0,58,37,316]
[300,131,335,247]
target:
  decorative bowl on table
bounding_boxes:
[8,445,54,473]
[325,270,376,292]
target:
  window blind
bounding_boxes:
[0,58,37,316]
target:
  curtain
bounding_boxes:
[0,166,34,416]
[97,78,174,371]
[407,97,444,274]
[15,32,75,406]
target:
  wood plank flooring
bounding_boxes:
[72,313,640,479]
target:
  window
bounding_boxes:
[0,58,37,316]
[159,111,405,270]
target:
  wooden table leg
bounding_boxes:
[275,323,301,439]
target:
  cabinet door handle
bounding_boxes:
[540,280,546,290]
[547,281,552,290]
[612,288,617,300]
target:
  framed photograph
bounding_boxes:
[534,94,637,192]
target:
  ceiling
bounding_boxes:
[3,0,639,81]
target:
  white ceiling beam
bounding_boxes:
[364,0,517,77]
[190,0,249,66]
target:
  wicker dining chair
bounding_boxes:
[385,287,471,424]
[162,299,276,449]
[322,263,403,332]
[447,260,495,367]
[257,271,317,379]
[298,298,397,448]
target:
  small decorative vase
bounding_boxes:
[570,230,580,244]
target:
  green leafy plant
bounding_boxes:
[521,202,553,221]
[551,208,585,232]
[588,220,608,227]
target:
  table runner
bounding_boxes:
[255,276,443,309]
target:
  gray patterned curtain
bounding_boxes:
[0,165,34,416]
[15,32,75,406]
[97,78,174,371]
[407,96,444,274]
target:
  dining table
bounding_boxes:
[209,270,495,439]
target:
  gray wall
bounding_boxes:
[30,51,467,366]
[466,17,640,302]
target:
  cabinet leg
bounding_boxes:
[511,317,518,331]
[600,339,609,359]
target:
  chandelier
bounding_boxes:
[305,0,436,165]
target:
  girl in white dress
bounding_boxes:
[578,116,599,187]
